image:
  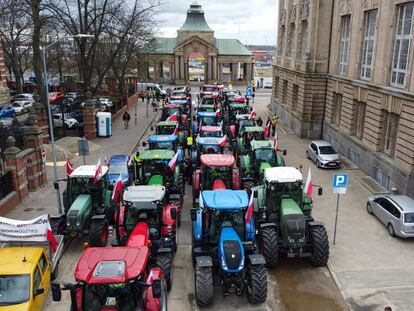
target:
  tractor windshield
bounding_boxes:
[202,131,221,138]
[201,145,221,155]
[204,166,232,189]
[125,202,160,236]
[157,126,174,135]
[84,283,136,311]
[0,274,30,306]
[203,86,218,92]
[143,160,168,177]
[153,141,174,149]
[238,120,255,134]
[108,164,128,175]
[202,98,217,105]
[255,149,276,164]
[209,210,244,244]
[267,182,302,212]
[201,116,217,126]
[69,177,92,197]
[245,132,264,141]
[165,108,180,118]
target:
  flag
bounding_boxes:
[173,123,179,135]
[218,135,227,147]
[246,192,254,224]
[215,108,220,117]
[66,158,74,176]
[273,130,278,152]
[104,157,109,166]
[127,156,133,166]
[93,159,103,184]
[198,120,202,132]
[46,221,58,252]
[249,109,256,120]
[166,112,178,121]
[304,167,313,197]
[168,152,179,171]
[112,176,123,202]
[264,120,271,138]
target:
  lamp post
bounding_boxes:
[41,34,94,214]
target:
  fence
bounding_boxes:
[0,171,14,200]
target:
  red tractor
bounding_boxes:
[192,154,240,207]
[51,222,168,311]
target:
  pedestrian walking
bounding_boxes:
[122,111,131,129]
[252,81,256,92]
[271,114,279,136]
[156,90,161,103]
[140,89,145,102]
[256,116,263,127]
[184,157,193,185]
[186,135,193,156]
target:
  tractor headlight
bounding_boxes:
[221,256,228,271]
[238,261,244,270]
[76,221,80,227]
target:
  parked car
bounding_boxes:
[306,140,341,168]
[0,106,15,118]
[106,154,133,186]
[11,100,33,113]
[99,97,113,107]
[53,113,78,128]
[65,92,78,100]
[367,195,414,238]
[10,93,35,103]
[264,81,273,88]
[49,92,65,103]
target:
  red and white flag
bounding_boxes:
[173,123,179,136]
[166,112,178,121]
[304,167,313,197]
[215,108,221,117]
[168,152,179,171]
[93,158,103,184]
[273,130,278,152]
[127,156,133,166]
[104,157,109,167]
[46,221,58,252]
[264,120,271,138]
[218,135,227,147]
[249,109,256,120]
[66,158,74,176]
[246,193,254,224]
[112,176,123,202]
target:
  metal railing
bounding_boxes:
[0,171,14,200]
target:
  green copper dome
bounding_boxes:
[179,3,213,32]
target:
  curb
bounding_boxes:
[128,110,159,156]
[326,262,354,311]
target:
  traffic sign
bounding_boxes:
[333,173,348,194]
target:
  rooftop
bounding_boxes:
[123,185,166,203]
[179,3,213,32]
[70,165,108,178]
[141,149,175,160]
[264,167,303,183]
[201,190,249,210]
[200,154,235,167]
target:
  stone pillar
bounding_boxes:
[213,57,218,81]
[159,62,163,79]
[179,56,185,80]
[175,57,180,83]
[33,101,50,144]
[231,63,238,83]
[83,101,97,139]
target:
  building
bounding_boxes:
[0,42,9,103]
[144,3,254,85]
[272,0,414,197]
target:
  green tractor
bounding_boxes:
[251,167,329,268]
[236,126,266,156]
[152,120,187,146]
[51,165,112,247]
[239,140,286,190]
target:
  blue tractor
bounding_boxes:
[143,134,184,165]
[191,190,267,306]
[192,136,227,167]
[193,111,221,136]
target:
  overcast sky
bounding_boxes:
[156,0,278,46]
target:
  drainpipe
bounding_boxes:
[320,0,335,139]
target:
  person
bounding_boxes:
[140,89,145,102]
[186,135,193,156]
[252,88,255,104]
[257,80,260,89]
[134,151,142,182]
[122,111,131,129]
[256,116,263,127]
[183,157,193,185]
[156,90,160,103]
[252,81,256,92]
[271,114,279,136]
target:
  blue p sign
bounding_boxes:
[333,173,348,194]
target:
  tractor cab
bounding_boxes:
[200,94,219,106]
[237,126,266,155]
[199,125,223,138]
[192,137,226,167]
[196,104,216,113]
[161,103,184,122]
[146,134,179,151]
[154,121,178,135]
[169,98,190,115]
[193,111,220,135]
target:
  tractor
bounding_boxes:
[236,126,266,156]
[252,167,329,268]
[51,222,168,311]
[192,154,240,207]
[151,121,187,146]
[143,134,184,165]
[200,94,219,106]
[114,185,179,289]
[191,190,267,306]
[199,125,223,138]
[239,140,286,190]
[51,165,112,247]
[193,111,221,136]
[136,149,184,200]
[191,136,227,167]
[223,98,251,125]
[229,114,256,139]
[168,97,191,117]
[160,103,190,133]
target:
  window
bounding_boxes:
[39,254,48,274]
[283,80,288,104]
[279,26,286,56]
[382,111,399,156]
[349,149,360,166]
[339,15,351,75]
[274,76,279,98]
[288,24,296,58]
[292,84,299,111]
[355,101,366,138]
[332,93,342,125]
[391,3,414,87]
[300,21,308,59]
[376,168,390,189]
[33,266,42,292]
[361,10,378,80]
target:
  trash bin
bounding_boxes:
[96,111,112,137]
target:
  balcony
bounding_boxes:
[301,0,309,20]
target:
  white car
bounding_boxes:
[53,114,78,128]
[11,93,35,103]
[264,81,273,88]
[99,98,113,107]
[306,140,341,168]
[11,100,33,113]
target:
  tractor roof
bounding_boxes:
[196,137,222,146]
[123,185,166,203]
[202,94,218,99]
[201,125,222,132]
[169,99,187,105]
[148,134,177,143]
[230,102,247,108]
[232,96,246,102]
[235,114,251,120]
[141,149,175,160]
[75,247,149,284]
[251,140,274,149]
[200,154,235,167]
[157,121,178,126]
[70,165,108,178]
[244,126,265,133]
[198,104,215,108]
[264,167,303,183]
[197,111,217,117]
[201,190,249,210]
[163,104,181,109]
[108,154,129,164]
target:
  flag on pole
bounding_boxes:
[127,156,133,166]
[173,123,179,136]
[249,109,256,120]
[304,167,313,197]
[166,112,178,121]
[93,158,103,185]
[46,221,58,252]
[168,152,179,171]
[112,176,123,202]
[215,108,221,117]
[218,135,227,147]
[246,192,254,224]
[264,120,271,138]
[66,158,74,176]
[273,130,278,152]
[104,157,109,167]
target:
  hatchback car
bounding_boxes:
[367,195,414,238]
[306,140,341,168]
[11,100,33,113]
[10,93,35,103]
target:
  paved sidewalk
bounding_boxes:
[7,100,157,220]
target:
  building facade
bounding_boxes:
[0,42,9,103]
[144,3,254,85]
[272,0,414,197]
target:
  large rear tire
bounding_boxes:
[259,226,279,267]
[247,264,267,304]
[195,266,214,306]
[242,180,255,192]
[309,225,329,266]
[89,218,109,247]
[155,254,173,291]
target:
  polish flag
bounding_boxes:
[218,135,227,147]
[245,192,254,224]
[215,108,221,117]
[66,158,74,176]
[104,157,109,167]
[46,221,58,252]
[249,109,256,120]
[173,123,179,136]
[168,152,179,171]
[112,176,123,202]
[273,130,278,152]
[264,120,271,138]
[93,159,103,185]
[166,112,178,121]
[127,156,133,166]
[304,167,313,197]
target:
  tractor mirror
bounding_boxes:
[152,279,162,298]
[53,181,60,190]
[283,149,287,156]
[170,207,177,220]
[142,141,147,147]
[318,187,323,196]
[190,208,197,221]
[150,126,154,131]
[51,283,61,301]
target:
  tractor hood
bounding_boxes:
[66,194,92,229]
[148,175,164,186]
[219,227,244,272]
[259,161,272,174]
[281,197,306,244]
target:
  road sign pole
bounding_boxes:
[333,193,340,245]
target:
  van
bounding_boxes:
[137,83,166,96]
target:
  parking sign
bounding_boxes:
[333,173,348,194]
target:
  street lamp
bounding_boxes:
[41,33,94,214]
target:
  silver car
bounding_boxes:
[367,195,414,238]
[306,140,341,168]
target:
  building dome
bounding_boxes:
[179,3,213,32]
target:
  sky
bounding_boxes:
[155,0,278,46]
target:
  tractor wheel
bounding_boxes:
[259,226,279,267]
[246,264,267,304]
[155,254,173,291]
[242,180,255,192]
[89,218,109,247]
[309,225,329,267]
[195,266,214,306]
[177,173,184,196]
[172,224,178,253]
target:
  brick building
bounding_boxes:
[272,0,414,197]
[0,41,9,103]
